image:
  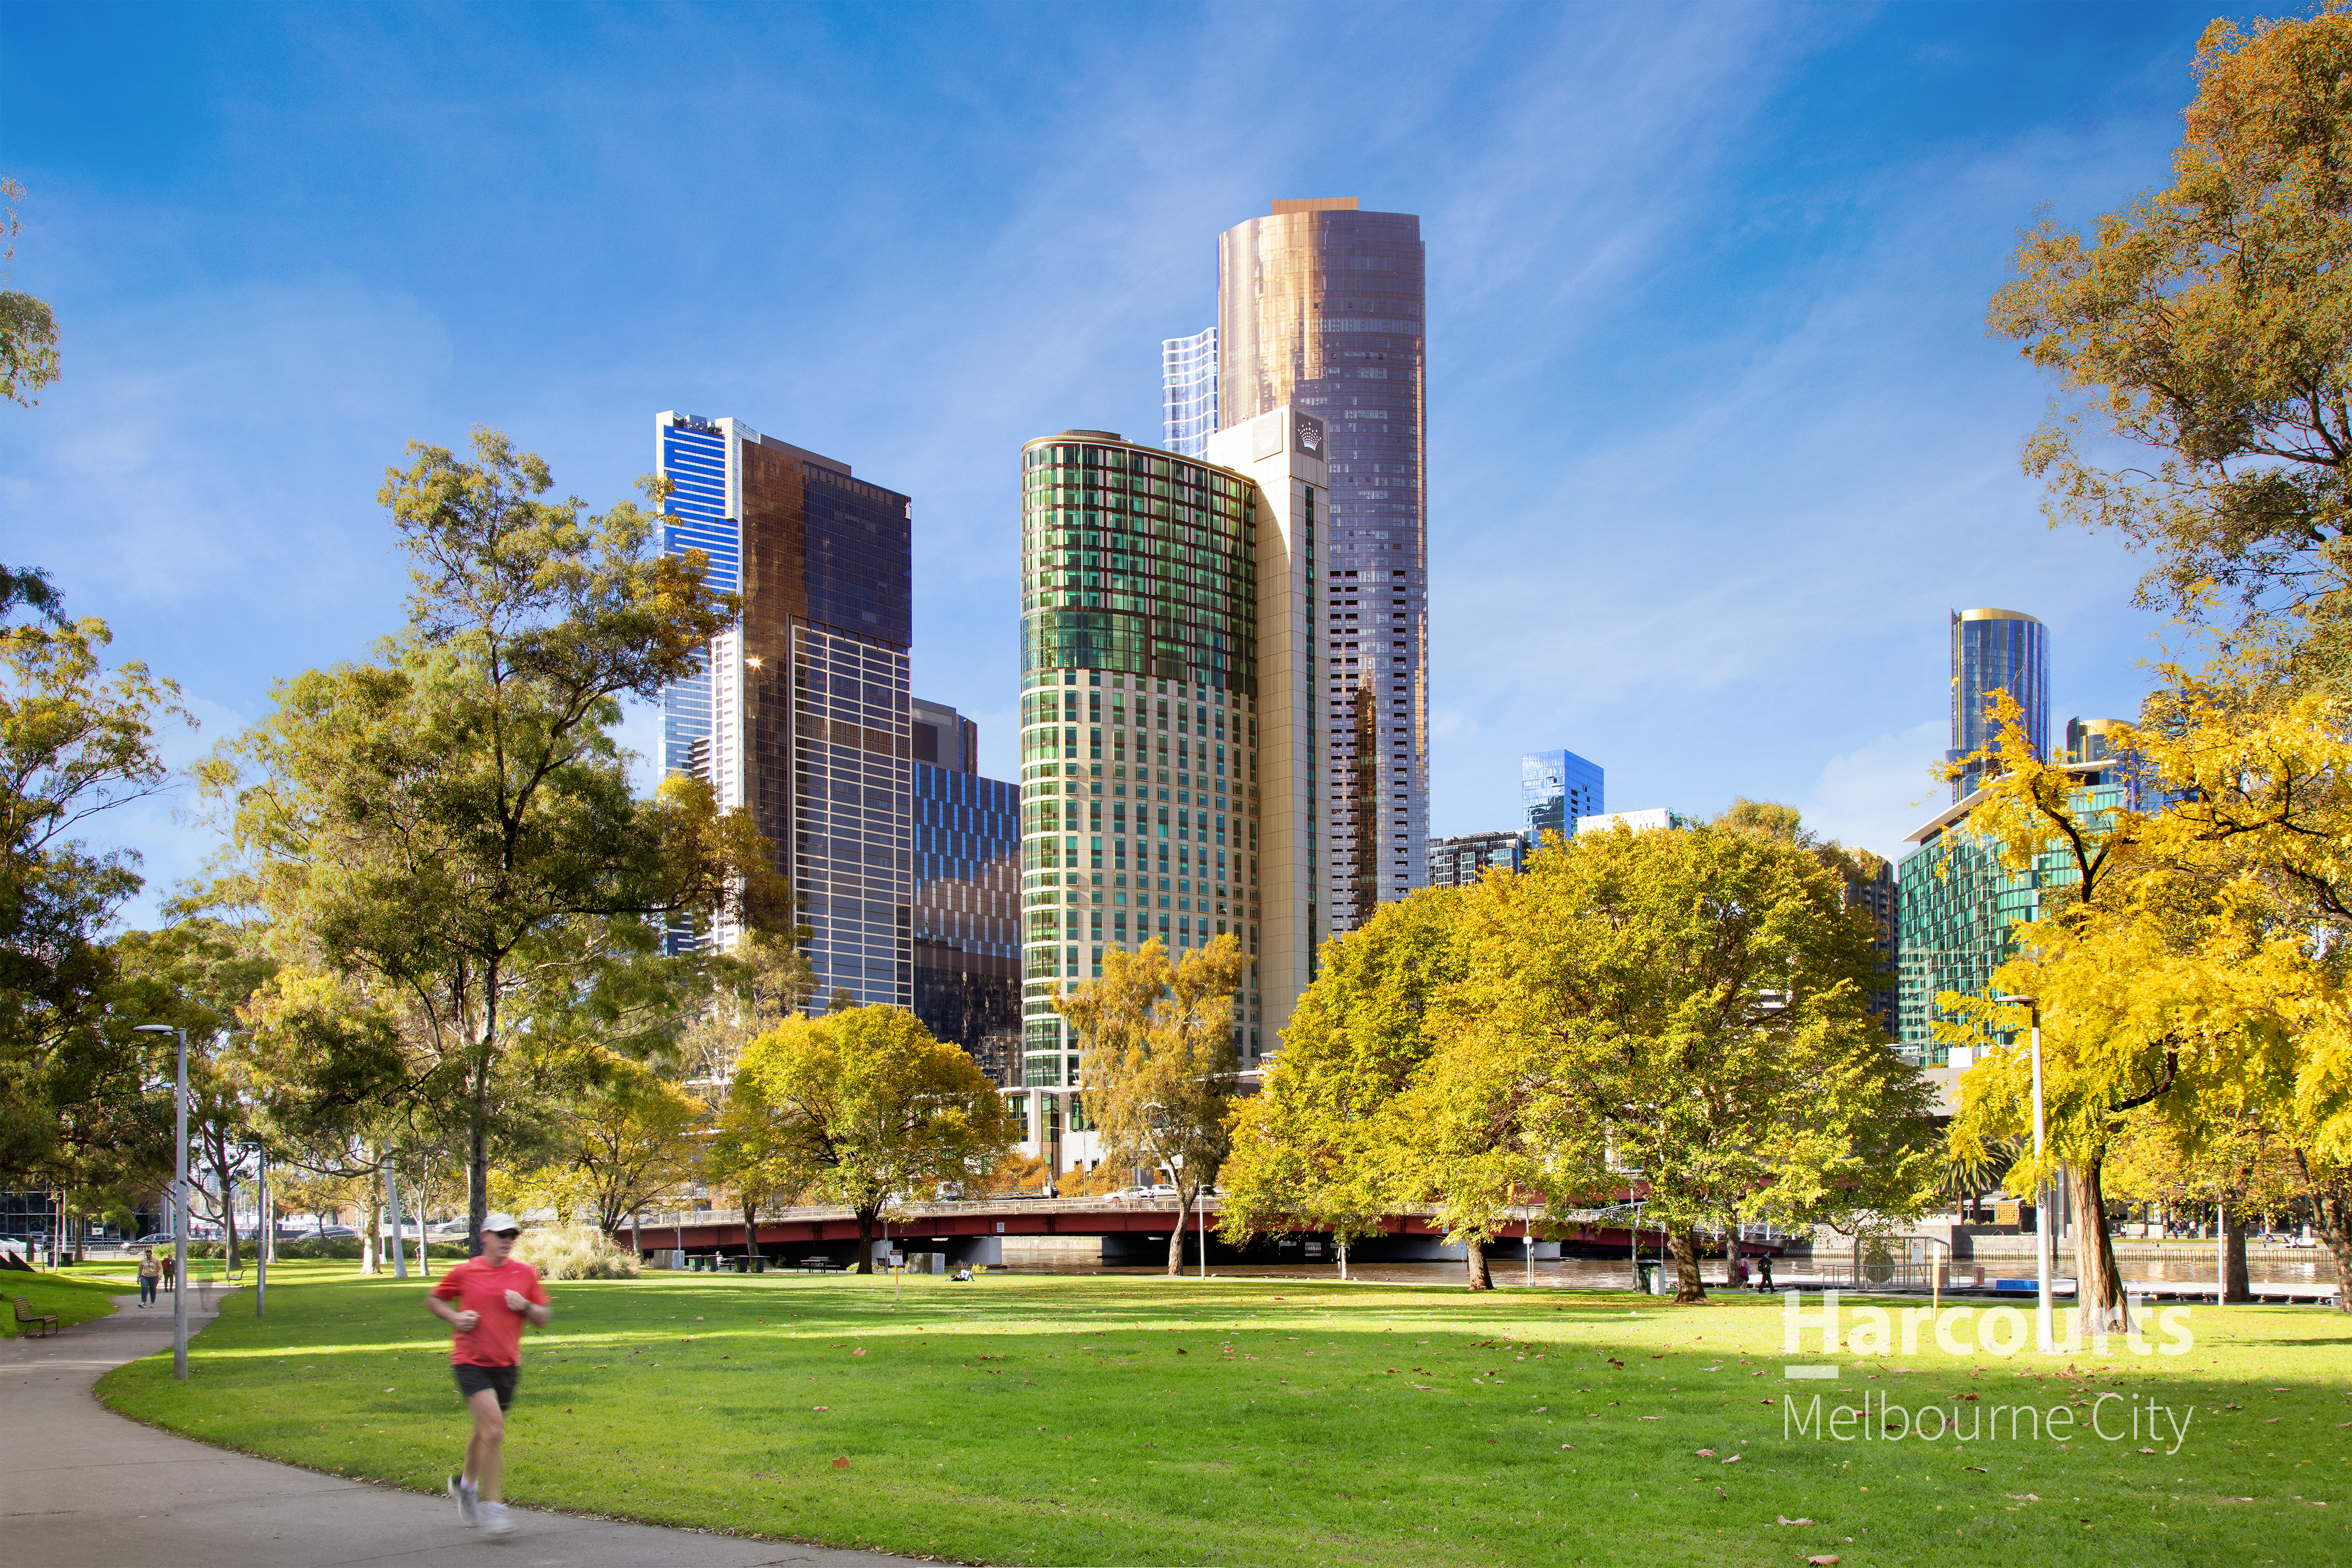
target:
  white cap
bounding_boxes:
[480,1212,522,1235]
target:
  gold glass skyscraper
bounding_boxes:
[1216,199,1427,931]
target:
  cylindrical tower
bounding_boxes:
[1949,607,2049,798]
[1017,431,1266,1092]
[1218,200,1427,926]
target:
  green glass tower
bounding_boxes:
[1016,415,1326,1114]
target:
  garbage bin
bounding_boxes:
[752,1255,766,1274]
[1637,1260,1665,1296]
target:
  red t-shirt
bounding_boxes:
[431,1257,549,1367]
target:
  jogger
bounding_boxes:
[424,1213,550,1536]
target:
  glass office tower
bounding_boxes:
[1427,830,1522,887]
[1016,414,1323,1107]
[910,702,1021,1086]
[1521,749,1604,850]
[1949,608,2048,798]
[654,411,915,1008]
[1162,327,1218,457]
[1217,199,1427,927]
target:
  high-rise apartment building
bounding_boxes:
[654,412,915,1008]
[1521,749,1604,850]
[1427,830,1522,888]
[1216,199,1427,928]
[1897,738,2134,1066]
[1014,413,1324,1117]
[909,697,1021,1084]
[1162,327,1218,458]
[1949,608,2048,799]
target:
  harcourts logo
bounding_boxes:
[1779,1291,2199,1453]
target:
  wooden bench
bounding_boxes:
[11,1295,58,1337]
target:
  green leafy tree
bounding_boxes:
[1439,813,1938,1302]
[1,601,191,1190]
[0,179,59,407]
[205,427,778,1246]
[732,1006,1018,1273]
[1222,892,1468,1281]
[1057,935,1249,1276]
[504,1048,703,1233]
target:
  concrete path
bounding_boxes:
[1,1287,918,1567]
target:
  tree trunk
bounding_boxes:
[1167,1186,1191,1276]
[469,977,495,1257]
[742,1199,760,1266]
[1669,1226,1707,1303]
[2287,1149,2352,1313]
[632,1207,642,1259]
[2217,1198,2252,1303]
[855,1206,876,1274]
[2068,1160,2128,1331]
[361,1190,381,1275]
[1336,1236,1348,1282]
[1464,1235,1493,1290]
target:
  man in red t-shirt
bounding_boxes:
[426,1212,551,1536]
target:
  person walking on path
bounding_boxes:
[137,1249,160,1307]
[426,1214,551,1538]
[1755,1253,1775,1292]
[159,1251,175,1292]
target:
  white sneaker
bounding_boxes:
[448,1474,478,1526]
[478,1501,514,1536]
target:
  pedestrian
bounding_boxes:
[1730,1254,1749,1290]
[427,1214,551,1538]
[1755,1253,1775,1292]
[160,1251,175,1291]
[137,1248,160,1307]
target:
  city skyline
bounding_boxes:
[0,4,2205,932]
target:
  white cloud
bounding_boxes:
[1797,721,1949,863]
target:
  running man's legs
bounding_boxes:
[462,1387,506,1501]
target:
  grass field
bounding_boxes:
[1,1266,136,1335]
[93,1266,2352,1566]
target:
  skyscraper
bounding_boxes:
[1161,327,1218,457]
[654,412,915,1008]
[1014,413,1323,1117]
[1216,199,1426,929]
[909,697,1021,1084]
[1427,830,1522,888]
[1521,749,1604,850]
[1949,608,2048,798]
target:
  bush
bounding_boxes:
[274,1236,365,1260]
[513,1224,639,1281]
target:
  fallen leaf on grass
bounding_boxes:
[1776,1516,1812,1526]
[832,1457,849,1470]
[1695,1449,1718,1458]
[1963,1466,1988,1472]
[2005,1493,2040,1503]
[1639,1415,1660,1421]
[1722,1455,1742,1465]
[812,1406,829,1412]
[1808,1557,1841,1566]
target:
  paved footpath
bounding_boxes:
[1,1288,919,1568]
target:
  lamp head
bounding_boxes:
[133,1024,175,1033]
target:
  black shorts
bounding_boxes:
[453,1363,519,1410]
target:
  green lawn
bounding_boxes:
[2,1267,134,1336]
[93,1266,2352,1566]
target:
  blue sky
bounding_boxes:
[1,1,2235,926]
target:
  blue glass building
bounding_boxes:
[1162,327,1218,457]
[1949,608,2048,799]
[910,700,1022,1084]
[1520,749,1604,850]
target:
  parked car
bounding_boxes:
[123,1232,176,1251]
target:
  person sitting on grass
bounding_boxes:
[426,1213,551,1538]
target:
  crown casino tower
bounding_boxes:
[1216,199,1427,930]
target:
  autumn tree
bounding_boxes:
[1222,891,1468,1281]
[506,1049,703,1234]
[1440,812,1939,1302]
[207,428,779,1247]
[731,1006,1017,1272]
[0,178,59,407]
[1057,935,1249,1276]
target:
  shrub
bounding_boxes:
[513,1224,639,1281]
[274,1236,365,1260]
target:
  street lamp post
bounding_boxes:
[1995,995,2052,1354]
[133,1024,189,1380]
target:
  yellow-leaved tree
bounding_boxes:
[1056,935,1248,1276]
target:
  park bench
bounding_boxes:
[11,1295,59,1337]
